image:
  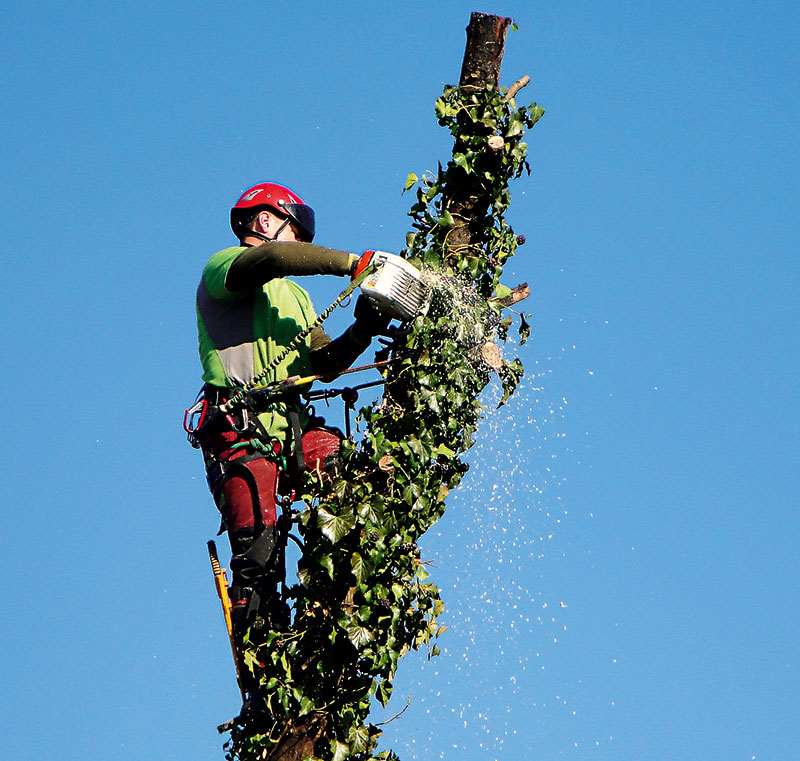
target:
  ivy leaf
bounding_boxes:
[497,315,512,341]
[318,554,335,579]
[299,696,315,716]
[242,649,260,674]
[404,172,418,192]
[434,443,455,458]
[332,740,350,761]
[419,387,440,413]
[519,313,531,345]
[349,723,371,753]
[351,551,367,584]
[376,680,394,707]
[506,115,525,138]
[346,623,373,649]
[403,480,422,506]
[493,283,512,301]
[317,508,356,543]
[498,358,524,407]
[357,495,384,523]
[452,152,470,173]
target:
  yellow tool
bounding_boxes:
[207,540,246,702]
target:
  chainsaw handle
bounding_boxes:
[351,250,376,280]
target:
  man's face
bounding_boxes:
[262,210,300,242]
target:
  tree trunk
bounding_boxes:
[459,12,512,92]
[269,717,322,761]
[446,12,512,258]
[255,13,515,761]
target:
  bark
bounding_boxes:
[447,12,512,257]
[492,282,530,308]
[458,12,512,92]
[269,718,322,761]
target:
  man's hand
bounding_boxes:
[353,294,392,337]
[351,250,375,280]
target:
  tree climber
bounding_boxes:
[193,181,389,647]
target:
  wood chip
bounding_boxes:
[488,135,505,151]
[480,341,503,370]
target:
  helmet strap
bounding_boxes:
[271,216,292,239]
[240,213,292,245]
[241,229,275,245]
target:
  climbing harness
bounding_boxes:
[186,357,397,593]
[184,357,395,449]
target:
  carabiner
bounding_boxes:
[227,407,252,434]
[184,398,208,435]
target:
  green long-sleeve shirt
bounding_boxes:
[196,241,369,437]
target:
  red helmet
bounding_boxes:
[230,182,316,242]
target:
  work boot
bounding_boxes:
[230,586,266,646]
[230,584,290,649]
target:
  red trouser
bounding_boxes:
[214,428,340,532]
[200,420,341,590]
[196,395,341,614]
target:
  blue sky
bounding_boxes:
[1,1,797,760]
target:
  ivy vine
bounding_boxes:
[224,78,544,761]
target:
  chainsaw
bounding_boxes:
[355,250,430,322]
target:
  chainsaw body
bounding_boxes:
[359,251,429,321]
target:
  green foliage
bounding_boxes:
[224,77,543,761]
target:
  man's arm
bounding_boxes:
[308,297,392,378]
[225,241,357,291]
[308,325,371,378]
